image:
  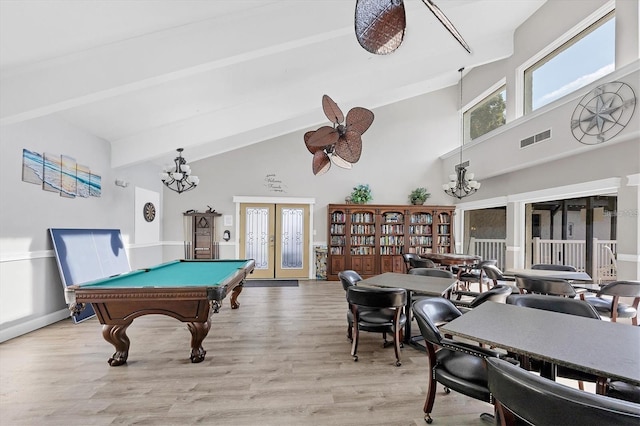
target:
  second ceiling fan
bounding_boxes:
[355,0,472,55]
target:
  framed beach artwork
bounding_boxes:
[76,164,90,198]
[22,149,101,199]
[22,149,44,184]
[89,173,102,197]
[43,152,61,193]
[60,155,77,198]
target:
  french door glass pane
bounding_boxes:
[245,207,270,269]
[280,207,303,269]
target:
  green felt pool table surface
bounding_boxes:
[79,259,254,289]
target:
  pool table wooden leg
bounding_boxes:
[187,318,211,363]
[230,284,243,309]
[102,323,131,366]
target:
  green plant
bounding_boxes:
[350,184,373,204]
[409,187,430,205]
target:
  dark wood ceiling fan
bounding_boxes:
[355,0,471,55]
[304,95,374,176]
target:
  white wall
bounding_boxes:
[0,116,165,342]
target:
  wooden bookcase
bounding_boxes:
[327,204,455,280]
[183,212,222,259]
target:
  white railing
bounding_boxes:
[468,237,506,270]
[470,238,617,282]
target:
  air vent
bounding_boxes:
[520,129,551,148]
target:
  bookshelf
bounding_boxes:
[326,204,455,280]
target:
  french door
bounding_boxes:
[239,203,310,279]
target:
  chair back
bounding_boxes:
[410,257,437,269]
[469,285,513,308]
[402,253,421,271]
[487,357,640,426]
[338,270,362,292]
[531,263,577,272]
[481,264,507,282]
[507,294,600,319]
[597,280,640,298]
[347,286,406,310]
[515,275,577,297]
[408,268,454,278]
[412,298,462,346]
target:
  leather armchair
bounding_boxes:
[347,286,407,366]
[487,357,640,426]
[412,297,504,424]
[584,280,640,325]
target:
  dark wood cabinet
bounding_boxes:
[326,204,455,280]
[183,212,222,259]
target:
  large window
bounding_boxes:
[524,11,615,114]
[463,85,506,143]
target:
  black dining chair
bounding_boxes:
[338,270,363,341]
[408,268,454,278]
[515,275,578,297]
[402,253,421,272]
[409,257,437,269]
[531,263,577,271]
[457,259,497,293]
[453,284,513,313]
[346,286,407,366]
[412,297,503,424]
[584,280,640,325]
[486,357,640,426]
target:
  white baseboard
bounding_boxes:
[0,309,70,343]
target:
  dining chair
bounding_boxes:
[408,268,454,278]
[531,263,577,271]
[338,270,363,341]
[409,257,437,269]
[412,297,503,424]
[347,286,407,366]
[515,275,577,297]
[481,264,517,290]
[457,259,497,293]
[402,253,421,273]
[453,284,514,312]
[584,280,640,325]
[486,357,640,426]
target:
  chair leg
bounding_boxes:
[350,323,359,362]
[347,320,353,342]
[423,346,438,424]
[392,313,402,366]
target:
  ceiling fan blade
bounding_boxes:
[355,0,406,55]
[304,130,323,154]
[335,132,363,164]
[322,95,344,124]
[331,153,353,170]
[420,0,471,53]
[346,107,375,135]
[312,151,331,175]
[307,125,340,148]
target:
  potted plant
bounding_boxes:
[350,184,373,204]
[409,187,430,205]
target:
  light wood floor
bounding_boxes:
[0,280,500,425]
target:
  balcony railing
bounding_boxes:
[469,237,617,282]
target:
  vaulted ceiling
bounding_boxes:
[0,0,545,168]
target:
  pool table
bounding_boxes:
[64,259,255,366]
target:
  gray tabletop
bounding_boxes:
[506,268,593,282]
[441,301,640,385]
[360,272,457,296]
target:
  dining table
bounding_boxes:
[506,268,593,282]
[421,253,481,267]
[440,301,640,394]
[359,272,457,347]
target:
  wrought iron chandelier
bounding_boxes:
[160,148,199,194]
[443,67,480,199]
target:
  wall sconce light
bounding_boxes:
[115,179,129,188]
[223,230,231,241]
